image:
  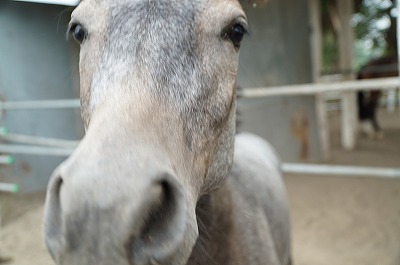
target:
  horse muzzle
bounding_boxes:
[43,125,197,265]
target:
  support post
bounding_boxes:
[397,0,400,79]
[309,0,330,160]
[337,0,356,150]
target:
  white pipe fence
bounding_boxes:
[0,155,14,165]
[239,77,400,98]
[0,133,79,148]
[0,77,397,111]
[0,77,396,112]
[0,76,397,193]
[1,140,399,178]
[0,144,74,156]
[13,0,79,6]
[0,183,19,193]
[0,99,80,110]
[282,163,400,179]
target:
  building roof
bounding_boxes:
[13,0,79,6]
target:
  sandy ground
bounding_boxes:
[0,109,399,265]
[288,175,400,265]
[0,193,52,265]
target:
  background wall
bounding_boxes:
[0,1,83,193]
[0,0,320,193]
[238,0,320,162]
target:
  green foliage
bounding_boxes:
[322,32,339,73]
[322,0,397,73]
[353,0,395,52]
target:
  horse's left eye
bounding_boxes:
[227,24,246,48]
[68,23,87,44]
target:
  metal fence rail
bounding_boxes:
[0,144,74,156]
[0,182,19,193]
[239,77,400,98]
[0,133,79,148]
[0,77,398,195]
[0,77,397,111]
[282,163,400,179]
[0,99,80,110]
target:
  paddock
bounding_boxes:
[1,0,400,264]
[0,108,399,265]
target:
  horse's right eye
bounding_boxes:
[221,19,249,49]
[228,24,246,47]
[68,23,87,44]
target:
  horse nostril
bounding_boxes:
[128,175,188,264]
[43,174,64,261]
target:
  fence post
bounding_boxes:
[308,0,330,160]
[337,0,357,150]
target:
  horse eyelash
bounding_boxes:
[66,24,75,40]
[238,21,252,37]
[245,24,253,37]
[240,22,251,36]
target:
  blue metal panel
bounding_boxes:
[238,0,320,162]
[0,1,84,193]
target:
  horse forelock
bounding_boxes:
[91,0,201,104]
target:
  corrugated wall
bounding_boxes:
[238,0,320,162]
[0,0,320,193]
[0,1,83,193]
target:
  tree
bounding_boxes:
[321,0,397,72]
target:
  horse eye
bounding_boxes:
[69,24,86,44]
[227,24,246,48]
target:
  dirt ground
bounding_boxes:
[0,193,51,265]
[0,109,399,265]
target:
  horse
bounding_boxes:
[43,1,292,264]
[357,56,398,139]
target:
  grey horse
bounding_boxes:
[43,0,292,264]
